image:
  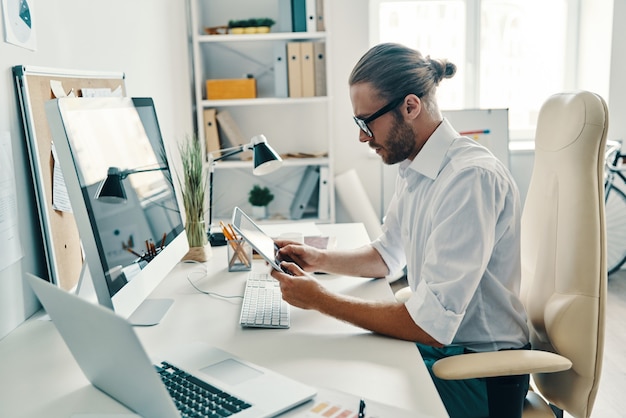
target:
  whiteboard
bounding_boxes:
[381,108,509,215]
[443,108,509,168]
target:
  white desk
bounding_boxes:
[0,223,447,418]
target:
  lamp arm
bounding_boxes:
[209,144,253,164]
[120,166,167,179]
[209,135,265,164]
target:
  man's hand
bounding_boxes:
[270,261,327,310]
[274,239,326,273]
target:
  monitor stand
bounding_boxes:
[127,298,174,326]
[74,262,173,326]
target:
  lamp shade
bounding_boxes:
[96,165,168,203]
[95,167,127,203]
[252,141,282,175]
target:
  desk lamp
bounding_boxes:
[95,166,168,203]
[208,134,282,246]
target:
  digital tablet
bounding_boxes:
[231,206,285,272]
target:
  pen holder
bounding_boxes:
[227,239,252,272]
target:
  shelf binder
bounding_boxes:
[291,0,307,32]
[277,0,294,32]
[287,42,303,98]
[290,166,320,219]
[316,0,325,31]
[313,41,326,97]
[317,165,330,221]
[300,42,315,97]
[305,0,318,32]
[215,111,251,160]
[274,43,289,98]
[203,108,221,158]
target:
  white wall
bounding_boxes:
[0,0,193,339]
[327,1,378,223]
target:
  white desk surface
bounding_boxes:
[0,223,447,418]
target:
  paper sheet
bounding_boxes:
[50,143,73,213]
[81,85,124,97]
[50,79,75,98]
[0,131,24,271]
[302,387,417,418]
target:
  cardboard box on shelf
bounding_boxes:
[206,78,256,100]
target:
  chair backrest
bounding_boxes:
[521,91,608,417]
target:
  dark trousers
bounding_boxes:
[417,343,530,418]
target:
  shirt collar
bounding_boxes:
[400,118,458,180]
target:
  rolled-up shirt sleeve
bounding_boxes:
[371,190,406,277]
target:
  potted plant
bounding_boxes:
[248,184,274,219]
[228,17,276,34]
[228,19,246,34]
[178,134,211,261]
[255,18,275,33]
[243,18,258,34]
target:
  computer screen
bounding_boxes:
[45,96,188,325]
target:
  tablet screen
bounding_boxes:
[231,207,282,272]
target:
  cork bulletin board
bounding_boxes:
[13,66,126,290]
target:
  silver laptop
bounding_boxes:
[25,273,316,418]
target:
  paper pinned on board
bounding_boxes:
[50,80,123,98]
[0,131,24,271]
[50,79,75,98]
[50,143,72,213]
[81,85,123,97]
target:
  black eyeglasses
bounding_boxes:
[353,96,406,137]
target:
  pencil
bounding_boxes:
[227,223,250,267]
[227,224,238,241]
[220,222,250,267]
[220,221,234,240]
[126,248,142,258]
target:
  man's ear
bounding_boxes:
[403,94,422,121]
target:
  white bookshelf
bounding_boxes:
[188,0,334,223]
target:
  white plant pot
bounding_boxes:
[251,205,268,220]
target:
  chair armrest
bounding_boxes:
[432,350,572,380]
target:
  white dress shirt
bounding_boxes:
[372,119,529,351]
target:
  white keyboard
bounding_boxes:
[239,272,290,329]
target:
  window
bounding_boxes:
[370,0,579,139]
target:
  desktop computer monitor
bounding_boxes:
[45,96,188,325]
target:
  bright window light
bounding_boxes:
[372,0,575,139]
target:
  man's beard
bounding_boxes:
[379,114,416,165]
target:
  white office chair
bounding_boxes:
[397,91,608,417]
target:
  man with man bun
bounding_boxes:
[272,43,530,418]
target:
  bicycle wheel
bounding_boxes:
[605,184,626,275]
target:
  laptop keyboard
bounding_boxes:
[239,272,290,329]
[156,361,252,417]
